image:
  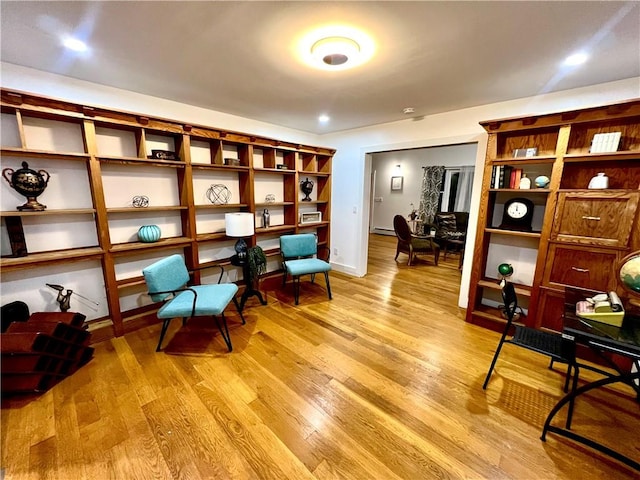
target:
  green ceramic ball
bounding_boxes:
[498,263,514,276]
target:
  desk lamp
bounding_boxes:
[225,213,254,260]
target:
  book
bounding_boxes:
[513,168,522,189]
[501,166,512,189]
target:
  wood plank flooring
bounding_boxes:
[2,234,639,479]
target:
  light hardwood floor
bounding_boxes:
[2,234,639,479]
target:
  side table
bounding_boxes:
[230,254,267,312]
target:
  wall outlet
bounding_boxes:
[333,248,338,256]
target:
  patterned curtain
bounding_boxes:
[418,166,445,229]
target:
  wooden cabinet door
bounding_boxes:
[542,244,619,292]
[551,191,638,248]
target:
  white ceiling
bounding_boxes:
[2,1,639,134]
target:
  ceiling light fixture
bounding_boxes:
[318,114,330,123]
[402,107,415,114]
[62,37,88,52]
[299,26,375,71]
[312,37,360,66]
[563,52,588,66]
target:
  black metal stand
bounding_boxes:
[541,368,640,471]
[231,254,266,312]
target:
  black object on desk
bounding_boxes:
[541,294,640,471]
[231,254,267,312]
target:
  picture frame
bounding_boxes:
[391,176,403,191]
[300,211,322,224]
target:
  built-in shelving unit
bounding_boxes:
[467,99,640,333]
[0,89,334,341]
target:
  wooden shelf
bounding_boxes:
[484,228,542,238]
[253,167,296,174]
[488,189,550,194]
[98,155,186,168]
[477,279,532,297]
[255,225,297,234]
[1,147,90,162]
[106,206,187,214]
[255,202,294,208]
[1,208,95,217]
[191,164,250,172]
[492,156,556,165]
[110,237,192,254]
[299,171,331,177]
[1,247,104,271]
[196,232,227,242]
[298,221,330,228]
[194,203,248,210]
[563,150,640,162]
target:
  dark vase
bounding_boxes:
[300,177,314,202]
[2,161,51,211]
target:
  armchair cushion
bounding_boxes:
[157,284,239,318]
[143,254,190,302]
[284,258,331,277]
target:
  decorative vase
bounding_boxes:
[300,177,314,202]
[519,173,531,189]
[2,161,51,211]
[588,172,609,189]
[137,225,161,243]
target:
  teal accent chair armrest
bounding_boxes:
[279,233,332,305]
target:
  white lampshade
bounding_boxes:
[225,212,255,238]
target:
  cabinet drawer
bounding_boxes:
[543,244,619,291]
[551,191,638,247]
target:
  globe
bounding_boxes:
[619,252,640,294]
[534,175,550,188]
[498,263,514,276]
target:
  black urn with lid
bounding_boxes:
[300,177,314,202]
[2,161,51,211]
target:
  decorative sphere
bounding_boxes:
[620,254,640,293]
[534,175,550,188]
[498,263,514,276]
[138,225,161,243]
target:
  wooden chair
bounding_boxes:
[280,233,332,305]
[142,254,245,352]
[393,215,440,266]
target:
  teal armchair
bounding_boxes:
[280,233,332,305]
[142,254,245,352]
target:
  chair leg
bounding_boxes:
[483,337,507,389]
[232,297,246,325]
[395,247,400,261]
[311,273,316,283]
[407,246,413,266]
[156,318,173,352]
[282,270,287,287]
[294,276,300,305]
[324,271,332,300]
[434,248,440,266]
[213,314,233,352]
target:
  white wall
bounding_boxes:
[2,63,639,309]
[371,143,477,233]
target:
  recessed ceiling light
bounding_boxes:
[62,37,88,52]
[318,114,330,123]
[563,52,588,66]
[312,37,360,66]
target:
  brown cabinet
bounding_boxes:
[467,99,640,333]
[551,191,638,247]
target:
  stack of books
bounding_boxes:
[491,166,525,189]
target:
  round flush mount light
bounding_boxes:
[312,37,360,66]
[299,26,375,71]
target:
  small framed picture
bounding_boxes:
[391,176,403,191]
[300,211,322,224]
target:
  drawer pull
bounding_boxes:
[571,266,589,273]
[581,215,601,221]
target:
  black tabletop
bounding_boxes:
[563,309,640,358]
